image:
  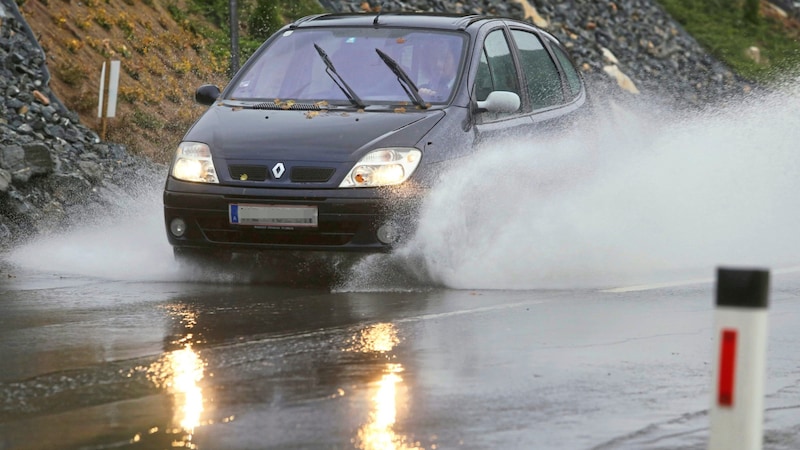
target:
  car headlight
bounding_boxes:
[171,141,219,183]
[339,148,422,188]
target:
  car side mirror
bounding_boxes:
[475,91,521,114]
[195,84,221,106]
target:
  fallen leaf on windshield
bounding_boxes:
[306,111,319,119]
[394,107,407,113]
[314,100,329,107]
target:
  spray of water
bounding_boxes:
[5,182,278,284]
[341,80,800,290]
[6,182,187,282]
[6,81,799,289]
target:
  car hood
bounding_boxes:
[184,104,445,162]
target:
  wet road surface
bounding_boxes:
[1,261,799,450]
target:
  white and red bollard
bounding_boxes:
[708,267,770,450]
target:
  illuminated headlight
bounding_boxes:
[339,148,421,188]
[171,141,219,183]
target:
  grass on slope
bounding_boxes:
[657,0,800,82]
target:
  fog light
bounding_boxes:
[376,223,398,244]
[170,218,187,237]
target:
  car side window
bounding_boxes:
[550,41,583,98]
[475,29,521,121]
[510,29,564,110]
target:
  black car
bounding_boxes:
[163,12,589,263]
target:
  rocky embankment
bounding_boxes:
[0,0,762,249]
[1,0,158,249]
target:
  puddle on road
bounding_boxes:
[5,80,800,291]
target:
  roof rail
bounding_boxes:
[458,15,488,30]
[289,14,330,29]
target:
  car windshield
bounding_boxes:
[227,27,466,105]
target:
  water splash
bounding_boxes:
[342,80,800,290]
[7,82,800,290]
[6,184,186,282]
[5,184,352,285]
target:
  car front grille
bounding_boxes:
[227,165,336,183]
[195,216,361,246]
[291,167,335,182]
[229,165,268,181]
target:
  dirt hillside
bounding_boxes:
[16,0,227,163]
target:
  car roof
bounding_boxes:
[288,12,496,32]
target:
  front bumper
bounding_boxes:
[163,178,420,253]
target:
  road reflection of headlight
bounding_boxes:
[346,323,400,353]
[169,344,205,432]
[146,307,206,448]
[147,344,205,435]
[355,364,424,450]
[347,324,423,450]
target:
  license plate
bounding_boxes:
[229,204,318,227]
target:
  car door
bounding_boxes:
[471,25,534,146]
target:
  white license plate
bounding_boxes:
[229,204,318,227]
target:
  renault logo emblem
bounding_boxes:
[272,162,286,179]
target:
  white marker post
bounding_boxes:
[97,59,120,141]
[708,267,770,450]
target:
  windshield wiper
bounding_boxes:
[375,48,428,110]
[313,43,365,109]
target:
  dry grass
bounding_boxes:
[20,0,229,163]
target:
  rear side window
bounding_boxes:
[510,30,563,110]
[551,43,582,98]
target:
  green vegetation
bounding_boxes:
[53,61,88,87]
[187,0,325,71]
[131,109,165,131]
[657,0,800,82]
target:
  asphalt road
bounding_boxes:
[1,260,799,450]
